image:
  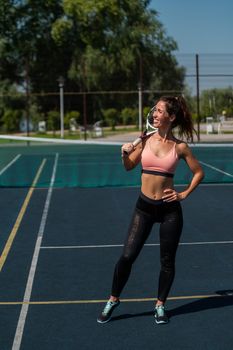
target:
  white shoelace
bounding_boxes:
[103,301,115,315]
[156,305,165,317]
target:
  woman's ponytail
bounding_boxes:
[159,96,196,142]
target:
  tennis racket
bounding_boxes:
[123,106,158,155]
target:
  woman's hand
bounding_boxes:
[162,189,185,202]
[121,143,135,156]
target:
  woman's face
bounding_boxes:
[152,101,173,129]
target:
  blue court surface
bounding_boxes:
[0,143,233,349]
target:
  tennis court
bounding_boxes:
[0,138,233,350]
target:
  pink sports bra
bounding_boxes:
[141,140,179,177]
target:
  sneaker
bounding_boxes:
[97,300,120,324]
[154,305,169,324]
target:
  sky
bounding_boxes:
[149,0,233,54]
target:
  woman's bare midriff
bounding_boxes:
[141,173,174,200]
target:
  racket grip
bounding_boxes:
[132,137,143,147]
[123,137,142,155]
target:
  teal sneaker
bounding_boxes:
[154,305,169,324]
[97,300,120,324]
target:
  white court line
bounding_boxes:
[198,183,233,186]
[0,154,21,176]
[12,153,59,350]
[191,143,233,147]
[58,162,121,166]
[176,183,233,187]
[200,160,233,178]
[41,240,233,250]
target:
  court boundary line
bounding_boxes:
[0,293,232,306]
[0,159,46,271]
[200,160,233,178]
[39,183,233,190]
[198,183,233,186]
[0,154,21,176]
[40,240,233,250]
[12,153,58,350]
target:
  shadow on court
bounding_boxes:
[110,292,233,322]
[169,293,233,318]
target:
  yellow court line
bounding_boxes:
[0,159,47,272]
[0,293,227,306]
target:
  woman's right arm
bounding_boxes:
[121,143,143,171]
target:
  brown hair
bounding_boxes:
[158,95,196,142]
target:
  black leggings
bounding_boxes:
[111,193,183,302]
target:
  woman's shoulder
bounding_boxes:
[175,139,188,148]
[174,139,191,157]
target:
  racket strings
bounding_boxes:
[146,106,157,132]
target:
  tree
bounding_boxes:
[0,80,25,130]
[200,87,233,118]
[0,1,19,82]
[0,0,186,129]
[0,0,70,122]
[52,0,184,92]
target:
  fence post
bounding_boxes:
[58,76,65,138]
[83,92,87,141]
[196,54,200,141]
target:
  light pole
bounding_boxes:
[138,53,143,132]
[58,76,65,138]
[138,83,142,131]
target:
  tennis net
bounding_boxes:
[0,135,232,188]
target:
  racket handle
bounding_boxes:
[123,137,142,155]
[132,137,143,147]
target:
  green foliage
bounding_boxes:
[29,103,44,129]
[121,107,138,125]
[0,0,187,128]
[1,109,21,132]
[64,110,81,129]
[102,108,119,130]
[47,110,60,133]
[200,87,233,118]
[52,0,184,92]
[0,81,25,131]
[51,18,73,45]
[191,113,203,123]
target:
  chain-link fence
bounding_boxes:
[176,53,233,94]
[1,54,233,138]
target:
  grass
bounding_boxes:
[0,125,139,145]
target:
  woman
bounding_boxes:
[97,96,204,325]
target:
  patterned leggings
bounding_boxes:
[111,193,183,302]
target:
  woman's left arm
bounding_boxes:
[163,143,205,202]
[178,143,205,200]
